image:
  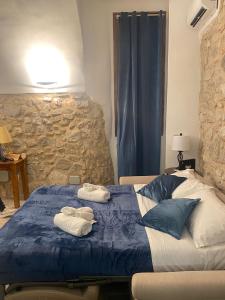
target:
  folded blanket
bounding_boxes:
[61,206,94,221]
[54,213,96,237]
[78,187,110,203]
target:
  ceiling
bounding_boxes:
[0,0,84,94]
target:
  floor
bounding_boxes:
[99,282,131,300]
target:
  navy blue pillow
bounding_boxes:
[137,174,187,203]
[139,198,200,239]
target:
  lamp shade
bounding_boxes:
[0,126,12,144]
[172,134,190,152]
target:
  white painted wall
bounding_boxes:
[0,0,201,175]
[165,0,200,168]
[77,0,169,179]
[0,0,84,93]
[78,0,201,175]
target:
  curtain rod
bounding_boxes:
[114,11,166,18]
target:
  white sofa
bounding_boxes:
[132,271,225,300]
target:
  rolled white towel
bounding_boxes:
[61,206,94,221]
[77,207,93,213]
[83,183,108,192]
[54,213,96,237]
[61,206,93,215]
[78,187,110,203]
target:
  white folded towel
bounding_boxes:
[61,206,94,221]
[78,187,110,203]
[83,183,108,192]
[54,213,96,237]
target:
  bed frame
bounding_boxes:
[1,175,225,300]
[1,276,130,300]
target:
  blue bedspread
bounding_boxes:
[0,185,152,284]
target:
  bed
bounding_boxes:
[0,174,225,300]
[121,175,225,300]
[134,183,225,272]
[0,184,152,285]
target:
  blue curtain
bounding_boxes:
[117,11,166,177]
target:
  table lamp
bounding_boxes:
[0,126,12,161]
[172,133,190,169]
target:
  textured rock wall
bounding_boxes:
[0,94,114,199]
[200,1,225,192]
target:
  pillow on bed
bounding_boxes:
[172,178,213,198]
[186,189,225,248]
[172,169,196,179]
[137,174,186,203]
[139,198,200,239]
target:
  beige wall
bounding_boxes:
[199,0,225,192]
[165,0,200,168]
[0,94,114,198]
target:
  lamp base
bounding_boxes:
[0,145,7,161]
[177,151,184,170]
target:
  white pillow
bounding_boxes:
[171,169,196,179]
[185,189,225,248]
[172,177,213,198]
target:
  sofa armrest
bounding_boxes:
[119,176,157,185]
[132,271,225,300]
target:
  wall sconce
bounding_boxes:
[25,45,69,88]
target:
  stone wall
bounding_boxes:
[0,94,114,199]
[199,0,225,192]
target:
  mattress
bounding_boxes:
[135,184,225,272]
[0,185,152,284]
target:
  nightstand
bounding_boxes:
[164,167,177,175]
[0,158,29,208]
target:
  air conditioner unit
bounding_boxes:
[187,0,218,28]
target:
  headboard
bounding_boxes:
[119,174,225,204]
[119,175,157,185]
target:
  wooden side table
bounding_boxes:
[0,158,29,208]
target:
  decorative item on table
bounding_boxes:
[5,152,26,161]
[0,126,12,161]
[172,133,190,170]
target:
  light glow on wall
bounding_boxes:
[25,45,70,88]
